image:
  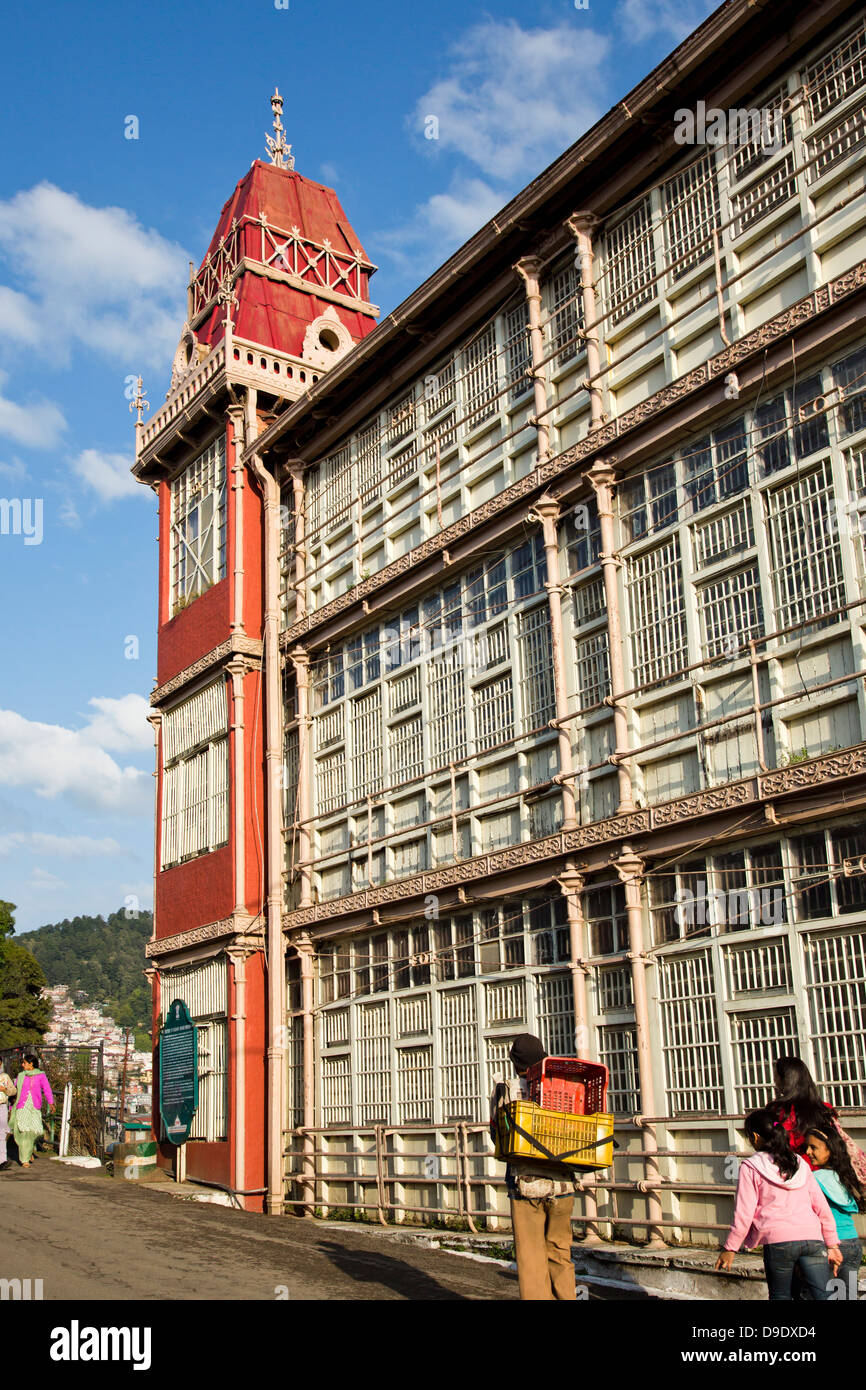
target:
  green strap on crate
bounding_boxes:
[506,1119,618,1163]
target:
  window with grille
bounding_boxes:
[627,537,688,687]
[321,1054,352,1125]
[389,714,423,783]
[650,859,711,944]
[388,390,417,446]
[473,674,514,752]
[598,1026,639,1114]
[804,927,866,1107]
[479,905,525,973]
[834,344,866,437]
[423,357,456,421]
[440,988,480,1121]
[512,534,546,599]
[807,103,866,182]
[396,1046,434,1122]
[463,324,499,426]
[697,565,764,658]
[428,647,467,764]
[585,883,628,956]
[692,499,754,569]
[170,436,227,608]
[804,20,866,124]
[528,896,570,966]
[658,951,724,1114]
[728,86,793,184]
[575,630,610,708]
[598,965,634,1012]
[619,463,677,543]
[387,443,417,490]
[663,153,720,280]
[564,498,602,575]
[504,301,531,399]
[350,689,382,797]
[547,261,583,367]
[765,460,845,631]
[714,843,786,931]
[466,556,508,626]
[574,576,606,628]
[725,937,792,996]
[357,1001,391,1124]
[684,419,749,514]
[316,750,346,815]
[357,423,381,506]
[161,680,229,869]
[606,198,656,325]
[730,1009,799,1113]
[518,606,555,728]
[732,153,797,235]
[755,374,830,474]
[536,974,574,1055]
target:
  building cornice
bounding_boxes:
[282,743,866,931]
[281,258,866,651]
[146,912,264,960]
[151,634,263,707]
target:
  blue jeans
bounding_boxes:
[835,1239,863,1300]
[763,1241,832,1301]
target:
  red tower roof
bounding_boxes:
[192,160,378,360]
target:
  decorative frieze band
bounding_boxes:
[151,634,263,707]
[281,257,866,649]
[282,742,866,930]
[146,913,264,959]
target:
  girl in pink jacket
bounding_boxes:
[716,1107,842,1300]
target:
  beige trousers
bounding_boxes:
[510,1194,577,1300]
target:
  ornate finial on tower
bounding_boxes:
[217,272,239,327]
[265,88,294,170]
[129,375,150,426]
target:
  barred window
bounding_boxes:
[316,750,346,815]
[473,674,514,752]
[692,498,754,569]
[804,927,866,1108]
[697,565,764,658]
[357,422,381,506]
[627,537,688,687]
[428,648,468,764]
[463,323,499,426]
[728,86,793,184]
[732,153,797,235]
[807,104,866,182]
[518,606,555,728]
[620,463,677,543]
[658,951,724,1114]
[663,153,720,280]
[504,301,531,399]
[598,1026,639,1115]
[765,460,845,631]
[575,630,610,707]
[440,987,480,1122]
[730,1009,799,1113]
[161,680,229,869]
[803,20,866,124]
[350,689,382,797]
[606,198,656,325]
[684,419,749,514]
[170,436,227,608]
[389,714,423,783]
[547,261,583,366]
[755,374,830,474]
[832,344,866,437]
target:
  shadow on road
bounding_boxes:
[316,1240,475,1300]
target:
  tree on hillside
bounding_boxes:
[0,900,51,1049]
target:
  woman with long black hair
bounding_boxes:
[768,1056,837,1166]
[805,1125,865,1299]
[716,1107,842,1299]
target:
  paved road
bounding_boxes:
[0,1159,644,1301]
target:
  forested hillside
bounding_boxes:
[17,908,153,1036]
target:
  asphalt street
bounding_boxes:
[0,1158,644,1301]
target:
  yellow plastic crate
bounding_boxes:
[495,1100,615,1169]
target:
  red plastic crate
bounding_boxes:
[525,1058,608,1115]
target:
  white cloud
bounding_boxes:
[615,0,716,45]
[0,371,66,449]
[0,183,189,369]
[80,695,152,754]
[0,698,151,814]
[378,176,505,277]
[412,19,610,182]
[72,447,140,502]
[0,456,28,481]
[0,831,125,858]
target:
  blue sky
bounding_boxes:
[0,0,715,932]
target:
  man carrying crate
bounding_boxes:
[490,1034,578,1301]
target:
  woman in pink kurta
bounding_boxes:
[11,1052,54,1165]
